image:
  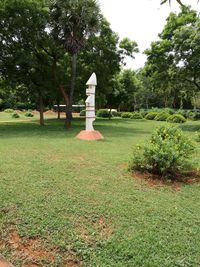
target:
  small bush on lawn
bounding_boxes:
[25,112,34,117]
[195,131,200,142]
[145,112,158,120]
[167,114,186,123]
[192,112,200,120]
[112,110,121,117]
[129,125,194,176]
[12,112,20,118]
[80,110,86,116]
[4,108,14,113]
[121,112,132,118]
[163,108,175,115]
[176,109,187,118]
[140,109,148,117]
[155,112,170,121]
[97,109,111,118]
[131,112,143,119]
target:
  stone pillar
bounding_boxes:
[76,73,104,140]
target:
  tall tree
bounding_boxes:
[50,0,102,128]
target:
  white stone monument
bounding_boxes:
[76,73,104,140]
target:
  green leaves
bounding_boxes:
[161,0,184,6]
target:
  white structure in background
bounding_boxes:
[85,73,97,131]
[76,72,104,140]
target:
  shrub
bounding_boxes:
[121,112,132,118]
[167,114,186,123]
[111,110,121,117]
[155,112,170,121]
[12,112,20,118]
[192,112,200,121]
[80,110,86,116]
[25,112,34,117]
[97,109,111,118]
[195,131,200,142]
[140,109,148,117]
[163,108,175,115]
[4,108,14,113]
[185,110,195,120]
[145,112,158,120]
[129,125,194,176]
[131,112,143,119]
[176,109,187,118]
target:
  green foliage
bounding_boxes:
[155,112,170,121]
[79,109,86,116]
[12,112,20,118]
[96,109,111,118]
[145,112,158,120]
[176,109,187,118]
[131,112,143,119]
[25,112,34,117]
[195,131,200,142]
[139,109,148,117]
[191,112,200,121]
[121,112,132,118]
[130,125,194,175]
[167,114,186,123]
[4,108,14,113]
[111,110,121,117]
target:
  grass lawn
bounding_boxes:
[0,114,200,267]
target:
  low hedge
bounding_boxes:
[97,109,111,118]
[131,112,143,119]
[145,112,158,120]
[121,112,132,118]
[167,114,186,123]
[155,112,170,121]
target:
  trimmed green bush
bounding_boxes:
[192,112,200,120]
[139,109,148,117]
[145,112,158,120]
[131,112,143,119]
[121,112,132,118]
[167,114,186,123]
[25,112,34,117]
[155,112,170,121]
[80,110,86,116]
[130,125,194,176]
[176,109,187,118]
[12,112,20,118]
[4,108,14,113]
[97,109,111,118]
[111,110,121,117]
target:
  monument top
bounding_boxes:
[86,72,97,86]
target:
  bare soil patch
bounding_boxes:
[0,230,82,267]
[132,170,200,189]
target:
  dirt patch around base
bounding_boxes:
[1,230,82,267]
[132,170,200,190]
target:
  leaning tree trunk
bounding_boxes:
[39,94,44,126]
[57,98,61,119]
[65,53,77,129]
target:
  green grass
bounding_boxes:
[0,114,200,266]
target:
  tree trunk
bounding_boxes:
[65,53,77,129]
[57,98,61,119]
[59,84,69,121]
[39,94,44,126]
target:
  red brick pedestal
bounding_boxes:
[0,255,14,267]
[76,130,104,141]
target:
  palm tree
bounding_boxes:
[161,0,199,5]
[50,0,101,128]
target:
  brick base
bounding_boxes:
[76,130,104,140]
[0,256,14,267]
